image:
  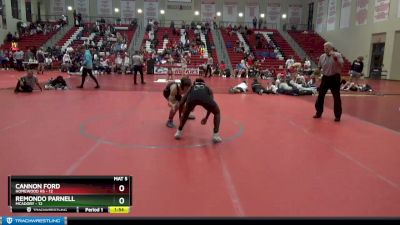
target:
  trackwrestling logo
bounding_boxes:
[2,217,65,225]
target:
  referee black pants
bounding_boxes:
[315,73,342,119]
[133,65,144,84]
[80,68,99,87]
[205,65,212,77]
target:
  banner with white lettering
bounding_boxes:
[398,0,400,17]
[144,0,159,24]
[326,0,337,31]
[154,67,200,75]
[201,0,216,22]
[50,0,65,16]
[245,1,259,23]
[316,0,327,33]
[74,0,89,20]
[97,0,113,18]
[121,0,136,21]
[288,4,303,25]
[356,0,369,26]
[223,1,238,23]
[340,0,351,29]
[374,0,390,23]
[266,3,281,24]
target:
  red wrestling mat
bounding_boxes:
[0,89,399,217]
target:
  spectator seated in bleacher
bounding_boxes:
[219,61,226,77]
[130,18,138,29]
[6,32,13,42]
[234,60,248,78]
[98,57,112,75]
[163,32,168,40]
[0,50,10,70]
[60,15,68,26]
[251,60,261,78]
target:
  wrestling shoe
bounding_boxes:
[188,114,196,120]
[212,133,222,143]
[175,130,183,139]
[166,120,176,128]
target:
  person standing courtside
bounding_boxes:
[77,46,100,89]
[204,56,213,77]
[132,51,145,85]
[313,42,343,122]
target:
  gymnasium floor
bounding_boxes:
[0,70,399,217]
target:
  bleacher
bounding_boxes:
[205,31,219,64]
[220,29,245,68]
[288,30,352,73]
[266,30,301,62]
[56,27,81,50]
[66,24,135,52]
[224,28,301,73]
[142,27,212,66]
[0,22,61,50]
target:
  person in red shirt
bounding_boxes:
[219,61,226,77]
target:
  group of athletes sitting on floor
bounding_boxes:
[228,55,373,95]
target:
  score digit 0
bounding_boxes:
[119,185,125,192]
[119,197,125,205]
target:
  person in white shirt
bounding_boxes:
[149,31,154,41]
[123,53,131,74]
[229,81,248,93]
[149,19,154,27]
[205,56,214,77]
[67,46,74,53]
[121,43,127,51]
[181,56,187,68]
[84,39,90,46]
[99,58,110,74]
[303,57,312,75]
[97,38,103,48]
[114,54,123,73]
[62,52,71,72]
[45,56,53,70]
[285,56,295,72]
[61,15,67,25]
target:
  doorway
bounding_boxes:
[37,1,41,22]
[308,2,314,31]
[370,33,386,79]
[25,0,32,22]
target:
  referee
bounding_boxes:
[132,51,145,85]
[313,42,343,122]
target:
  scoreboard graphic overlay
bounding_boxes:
[8,176,132,214]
